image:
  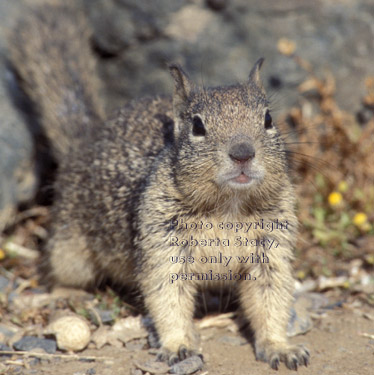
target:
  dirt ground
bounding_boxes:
[1,288,373,375]
[17,309,374,375]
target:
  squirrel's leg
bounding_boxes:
[140,267,200,365]
[40,225,96,289]
[239,249,310,370]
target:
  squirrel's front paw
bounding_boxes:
[157,345,203,365]
[256,342,310,370]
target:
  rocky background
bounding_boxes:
[1,0,374,222]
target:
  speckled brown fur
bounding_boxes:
[9,2,309,370]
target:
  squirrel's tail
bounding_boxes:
[8,3,105,159]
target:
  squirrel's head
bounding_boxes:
[169,59,289,213]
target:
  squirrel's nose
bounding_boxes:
[229,142,255,163]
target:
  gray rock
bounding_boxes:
[0,72,37,230]
[135,359,170,374]
[96,309,115,325]
[0,275,9,291]
[287,293,321,337]
[0,342,13,357]
[170,356,204,375]
[13,336,57,354]
[82,0,374,116]
[287,306,312,337]
[217,335,247,346]
[0,0,36,229]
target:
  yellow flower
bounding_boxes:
[0,248,5,260]
[296,270,306,280]
[338,181,348,193]
[353,213,368,227]
[365,254,374,265]
[328,192,342,207]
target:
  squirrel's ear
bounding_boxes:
[248,57,265,88]
[169,64,193,114]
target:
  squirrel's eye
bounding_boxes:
[264,110,273,129]
[192,115,206,136]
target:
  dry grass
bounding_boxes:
[277,55,374,277]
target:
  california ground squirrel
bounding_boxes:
[9,3,310,370]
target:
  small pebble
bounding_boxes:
[98,310,115,324]
[90,309,114,325]
[0,342,13,357]
[217,335,247,346]
[45,315,91,352]
[13,336,57,354]
[28,357,41,366]
[170,356,204,375]
[135,359,170,374]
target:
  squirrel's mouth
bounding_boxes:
[227,172,256,188]
[218,165,264,189]
[232,172,251,184]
